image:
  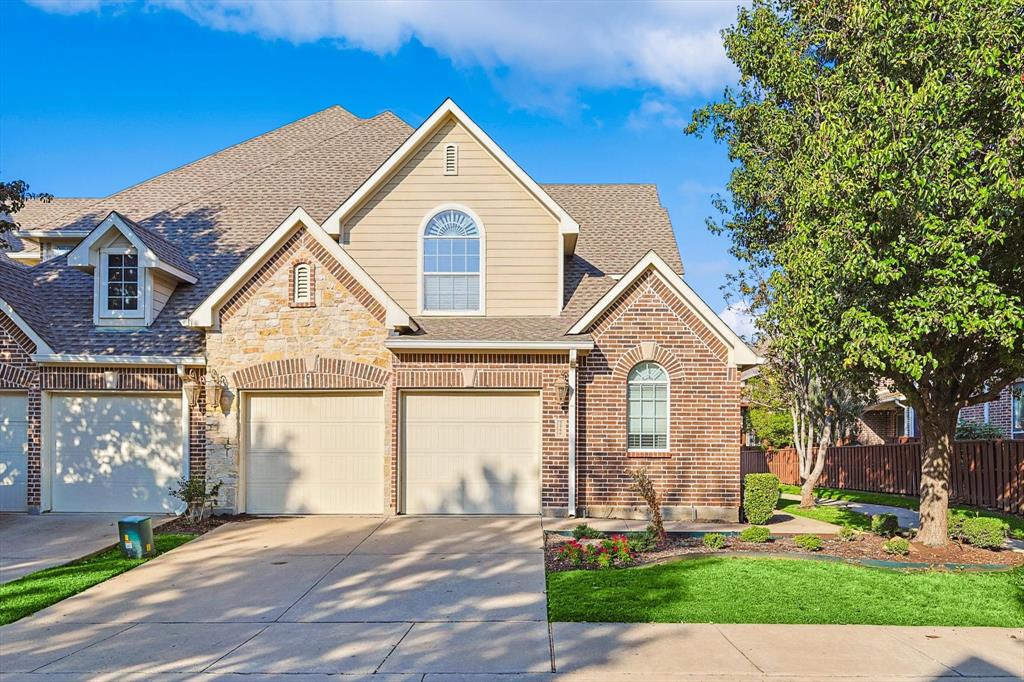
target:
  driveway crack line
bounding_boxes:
[275,517,388,623]
[198,624,271,673]
[714,625,765,674]
[892,635,964,678]
[29,622,139,673]
[373,621,416,674]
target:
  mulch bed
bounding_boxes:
[544,531,1024,572]
[158,513,254,536]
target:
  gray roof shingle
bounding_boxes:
[2,107,685,355]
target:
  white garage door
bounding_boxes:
[246,392,384,514]
[403,392,541,514]
[0,392,28,512]
[52,394,183,513]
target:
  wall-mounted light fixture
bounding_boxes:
[182,372,201,407]
[554,372,570,404]
[102,370,119,390]
[204,369,225,412]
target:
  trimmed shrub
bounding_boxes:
[947,512,967,540]
[571,524,606,540]
[837,525,859,542]
[793,534,823,551]
[702,533,727,550]
[956,420,1007,440]
[739,526,772,543]
[1012,528,1024,541]
[743,473,780,525]
[870,513,900,537]
[884,537,911,556]
[961,517,1007,549]
[625,525,659,553]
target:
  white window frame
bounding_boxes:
[292,263,312,304]
[99,247,144,319]
[1012,382,1023,439]
[627,361,670,452]
[417,204,486,316]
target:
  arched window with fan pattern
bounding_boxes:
[422,207,483,312]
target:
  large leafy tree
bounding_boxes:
[1,180,51,249]
[689,0,1024,544]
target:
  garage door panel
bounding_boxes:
[403,392,540,515]
[0,393,28,511]
[52,394,183,513]
[246,393,384,515]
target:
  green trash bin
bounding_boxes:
[118,516,154,559]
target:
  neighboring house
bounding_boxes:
[0,100,759,520]
[958,380,1024,439]
[857,381,1024,444]
[4,198,98,265]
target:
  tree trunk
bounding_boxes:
[917,407,956,547]
[800,416,832,508]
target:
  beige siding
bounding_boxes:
[150,270,177,321]
[344,117,561,316]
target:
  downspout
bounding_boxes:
[176,364,191,482]
[568,349,578,518]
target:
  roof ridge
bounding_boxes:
[125,111,398,229]
[40,105,361,229]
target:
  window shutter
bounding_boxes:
[444,143,458,176]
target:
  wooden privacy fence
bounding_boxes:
[740,440,1024,515]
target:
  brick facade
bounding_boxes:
[3,237,750,519]
[576,271,742,521]
[1,312,40,509]
[959,380,1023,438]
[858,408,899,445]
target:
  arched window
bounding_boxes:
[422,209,481,312]
[292,262,312,305]
[627,361,668,450]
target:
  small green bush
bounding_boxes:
[947,512,967,540]
[793,534,823,551]
[837,525,859,542]
[743,473,780,525]
[702,533,727,550]
[624,525,660,553]
[960,517,1007,549]
[739,526,771,543]
[571,524,607,540]
[884,537,911,556]
[870,513,900,537]
[1011,528,1024,541]
[955,420,1007,440]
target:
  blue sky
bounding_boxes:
[1,0,753,334]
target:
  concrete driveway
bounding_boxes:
[0,515,552,677]
[0,514,172,585]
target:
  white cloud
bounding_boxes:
[720,301,757,339]
[26,0,124,14]
[28,0,738,109]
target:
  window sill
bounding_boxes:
[626,449,672,459]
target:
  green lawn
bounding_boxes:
[780,484,1024,535]
[0,533,194,626]
[778,497,872,530]
[548,557,1024,626]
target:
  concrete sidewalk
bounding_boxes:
[0,513,173,584]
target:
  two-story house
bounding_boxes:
[0,100,759,520]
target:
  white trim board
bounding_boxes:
[0,296,54,355]
[322,99,580,242]
[385,338,593,352]
[184,207,416,331]
[32,354,206,366]
[567,250,761,368]
[66,211,197,284]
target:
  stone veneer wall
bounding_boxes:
[203,228,393,511]
[576,270,743,521]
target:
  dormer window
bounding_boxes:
[101,248,142,317]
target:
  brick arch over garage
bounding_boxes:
[611,341,684,381]
[232,356,390,390]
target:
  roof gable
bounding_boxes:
[568,250,761,368]
[186,207,415,330]
[66,211,198,283]
[323,99,580,245]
